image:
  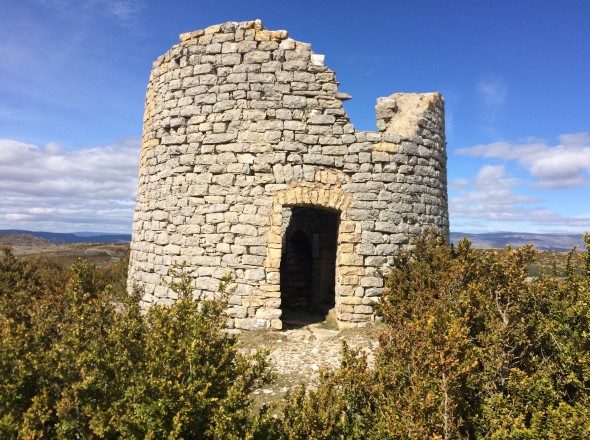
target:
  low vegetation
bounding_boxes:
[1,232,589,439]
[277,232,590,438]
[0,249,273,439]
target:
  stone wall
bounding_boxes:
[128,20,449,330]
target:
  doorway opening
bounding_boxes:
[280,206,340,328]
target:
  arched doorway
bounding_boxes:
[280,206,340,327]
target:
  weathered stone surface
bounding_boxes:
[128,20,449,330]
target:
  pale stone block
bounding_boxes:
[339,220,356,233]
[308,114,336,125]
[244,50,271,63]
[235,318,270,330]
[230,224,257,236]
[340,275,359,285]
[340,296,362,305]
[265,258,281,270]
[311,53,325,66]
[360,277,383,288]
[340,233,361,243]
[354,305,374,314]
[255,308,282,320]
[339,253,363,266]
[283,95,306,108]
[267,247,281,260]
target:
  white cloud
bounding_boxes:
[456,132,590,189]
[477,78,507,107]
[451,165,539,220]
[108,0,144,20]
[476,77,507,137]
[449,163,590,233]
[38,0,144,24]
[0,137,140,232]
[449,178,470,189]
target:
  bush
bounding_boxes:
[4,233,589,439]
[0,251,273,439]
[279,232,590,439]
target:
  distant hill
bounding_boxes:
[0,233,55,247]
[451,232,586,251]
[0,229,585,250]
[0,230,131,244]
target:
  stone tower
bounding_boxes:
[128,20,449,330]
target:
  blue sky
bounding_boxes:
[0,0,588,234]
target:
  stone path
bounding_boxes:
[239,323,379,405]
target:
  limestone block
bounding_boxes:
[189,184,208,196]
[356,243,376,256]
[283,95,307,108]
[295,134,319,145]
[231,224,258,236]
[242,255,265,265]
[375,244,397,255]
[339,253,363,266]
[340,233,361,243]
[339,313,371,322]
[311,54,325,66]
[258,285,281,296]
[203,132,238,144]
[389,234,409,244]
[361,231,387,244]
[255,308,282,320]
[354,305,374,314]
[244,50,271,63]
[266,271,280,283]
[364,288,383,298]
[205,212,224,224]
[354,286,365,297]
[360,277,383,288]
[374,222,397,233]
[303,154,334,166]
[340,275,359,285]
[308,114,336,125]
[235,318,270,330]
[161,134,186,145]
[339,296,362,305]
[340,304,355,313]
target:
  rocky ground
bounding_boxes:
[238,321,380,406]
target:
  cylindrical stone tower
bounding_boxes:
[128,20,449,330]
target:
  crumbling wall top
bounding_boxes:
[376,92,444,138]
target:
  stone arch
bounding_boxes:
[264,184,353,327]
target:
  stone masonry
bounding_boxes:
[127,20,449,330]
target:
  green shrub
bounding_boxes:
[4,232,590,439]
[279,232,590,439]
[0,251,273,439]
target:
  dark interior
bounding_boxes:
[280,206,339,328]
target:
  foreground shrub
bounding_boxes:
[4,234,589,439]
[279,232,590,439]
[0,251,272,439]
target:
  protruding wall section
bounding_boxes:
[128,20,449,330]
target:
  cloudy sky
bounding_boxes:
[0,0,588,234]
